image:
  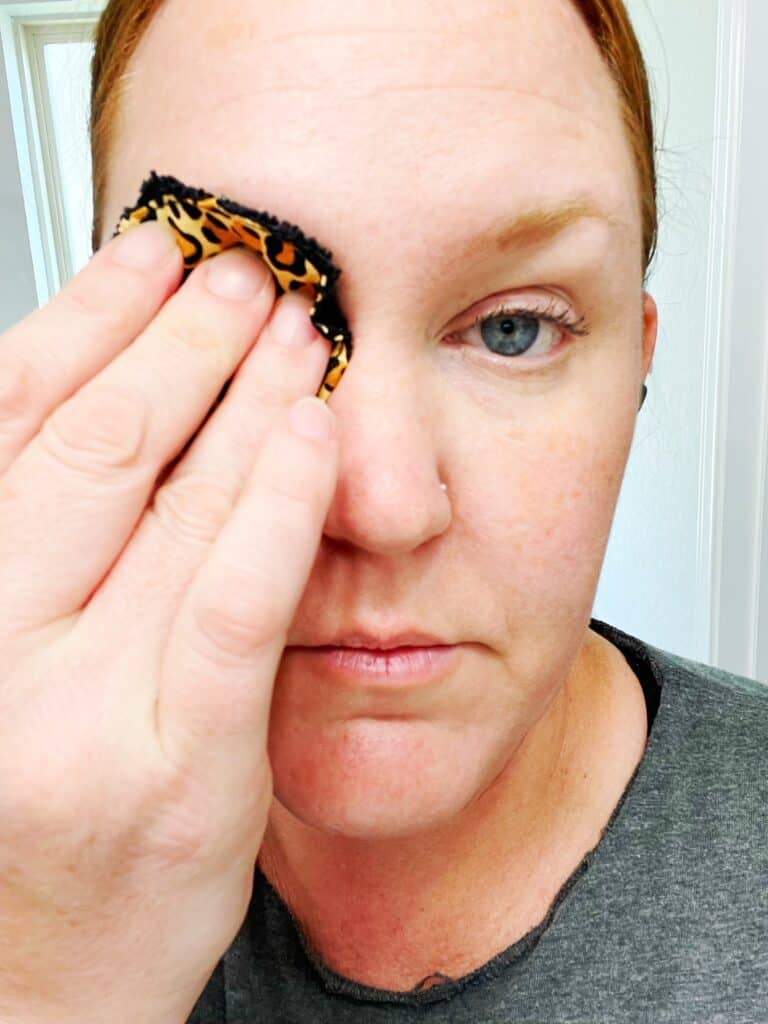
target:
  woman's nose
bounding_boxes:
[320,348,452,555]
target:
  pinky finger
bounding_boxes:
[156,396,338,786]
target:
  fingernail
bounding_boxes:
[289,396,335,442]
[205,248,270,300]
[273,294,317,348]
[112,221,177,268]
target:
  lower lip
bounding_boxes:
[300,645,460,685]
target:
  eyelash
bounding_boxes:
[450,297,592,363]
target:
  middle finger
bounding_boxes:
[156,290,332,492]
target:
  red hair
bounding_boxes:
[89,0,657,275]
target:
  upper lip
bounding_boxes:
[301,631,451,650]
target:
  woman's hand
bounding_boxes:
[0,221,337,1024]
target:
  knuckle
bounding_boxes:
[145,757,263,869]
[41,387,148,471]
[150,472,234,544]
[57,281,136,337]
[160,311,229,368]
[266,464,323,515]
[190,579,281,662]
[0,357,36,424]
[143,784,215,868]
[2,757,95,842]
[237,377,284,414]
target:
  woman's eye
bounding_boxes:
[447,302,590,361]
[477,311,556,358]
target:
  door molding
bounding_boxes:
[0,0,104,305]
[709,0,768,680]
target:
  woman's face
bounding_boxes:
[101,0,656,839]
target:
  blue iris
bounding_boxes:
[481,314,540,357]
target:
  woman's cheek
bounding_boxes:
[468,400,635,619]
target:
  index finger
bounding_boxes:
[0,223,182,476]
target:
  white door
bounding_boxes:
[596,0,768,684]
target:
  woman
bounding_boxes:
[0,0,764,1021]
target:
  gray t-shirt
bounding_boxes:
[186,617,768,1023]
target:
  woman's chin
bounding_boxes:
[270,788,469,840]
[267,718,491,840]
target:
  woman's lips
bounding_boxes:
[297,644,460,685]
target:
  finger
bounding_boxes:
[156,396,337,790]
[0,222,183,476]
[0,247,275,638]
[156,291,331,490]
[77,292,331,666]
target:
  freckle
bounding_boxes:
[207,20,259,51]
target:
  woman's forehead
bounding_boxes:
[127,0,619,132]
[105,0,638,266]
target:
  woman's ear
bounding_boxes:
[641,291,658,381]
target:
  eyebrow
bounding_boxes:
[458,197,624,262]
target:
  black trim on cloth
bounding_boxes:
[589,616,662,733]
[115,170,342,288]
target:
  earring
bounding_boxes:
[639,382,648,410]
[439,481,448,493]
